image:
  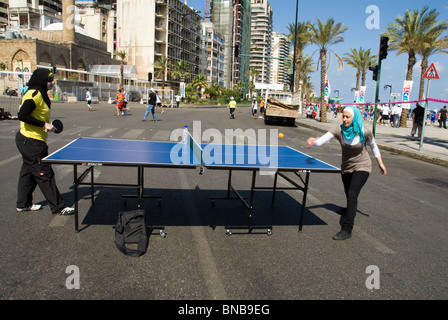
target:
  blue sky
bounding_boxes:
[186,0,448,108]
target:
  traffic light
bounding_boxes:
[148,72,152,82]
[51,66,57,77]
[379,36,389,61]
[369,65,378,81]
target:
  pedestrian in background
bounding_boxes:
[113,89,125,116]
[143,88,157,121]
[251,97,258,119]
[307,105,387,240]
[439,106,447,129]
[156,90,164,114]
[175,93,181,108]
[410,103,425,139]
[85,88,92,111]
[228,96,237,119]
[259,97,265,119]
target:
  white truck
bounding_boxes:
[264,97,299,126]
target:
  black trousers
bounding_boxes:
[16,131,66,213]
[340,171,370,232]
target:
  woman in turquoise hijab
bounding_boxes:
[307,106,387,240]
[341,105,365,144]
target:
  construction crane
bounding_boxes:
[204,0,211,22]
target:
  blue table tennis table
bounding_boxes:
[43,136,340,234]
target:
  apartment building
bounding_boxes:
[116,0,202,87]
[76,1,116,55]
[271,31,290,89]
[202,21,225,86]
[7,0,63,31]
[250,0,272,85]
[0,0,8,26]
[211,0,250,89]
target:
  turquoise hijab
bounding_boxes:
[341,106,365,145]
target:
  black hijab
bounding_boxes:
[26,68,54,108]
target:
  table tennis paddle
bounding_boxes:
[52,119,63,134]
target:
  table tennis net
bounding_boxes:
[185,131,204,171]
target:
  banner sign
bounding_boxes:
[359,86,366,104]
[180,82,185,98]
[402,80,413,109]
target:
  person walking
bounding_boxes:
[175,93,181,108]
[85,88,92,111]
[143,88,157,121]
[155,91,164,114]
[15,68,74,215]
[251,98,258,119]
[120,87,128,115]
[380,103,391,126]
[439,106,447,129]
[113,89,125,116]
[410,103,425,139]
[259,97,265,119]
[307,105,387,240]
[228,96,237,119]
[393,104,402,127]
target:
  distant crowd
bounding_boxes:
[304,102,447,130]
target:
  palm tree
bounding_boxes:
[360,49,377,87]
[246,67,259,98]
[204,83,222,100]
[343,47,377,91]
[185,83,198,102]
[343,48,363,92]
[297,54,315,103]
[234,80,244,99]
[172,60,190,82]
[154,57,172,100]
[115,50,127,88]
[415,14,448,99]
[302,76,315,102]
[308,18,348,122]
[286,22,311,92]
[192,74,208,98]
[384,6,445,127]
[417,34,448,99]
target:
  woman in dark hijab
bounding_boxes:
[16,68,74,215]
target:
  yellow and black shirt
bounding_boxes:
[18,89,50,142]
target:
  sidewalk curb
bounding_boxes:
[376,143,448,167]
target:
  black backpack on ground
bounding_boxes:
[114,209,148,257]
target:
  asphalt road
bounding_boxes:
[0,101,447,304]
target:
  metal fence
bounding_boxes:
[1,67,175,105]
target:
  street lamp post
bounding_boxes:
[291,0,299,92]
[384,84,392,102]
